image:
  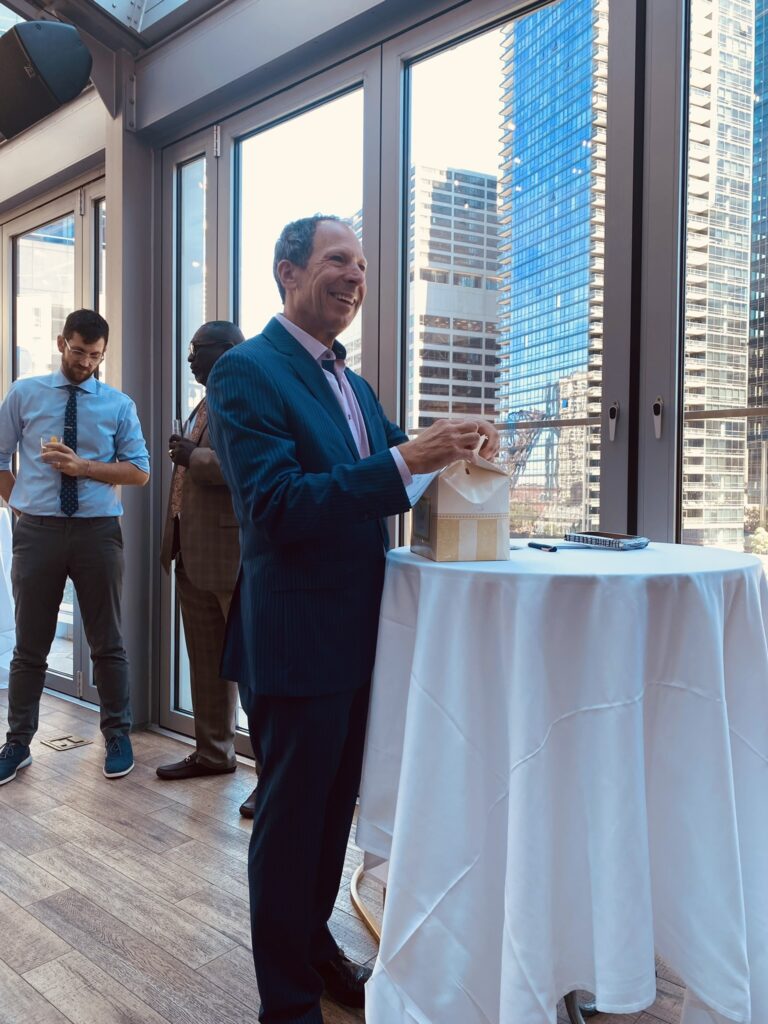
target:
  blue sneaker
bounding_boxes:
[0,742,32,785]
[103,734,134,778]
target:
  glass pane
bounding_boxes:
[406,0,607,535]
[176,586,193,715]
[95,199,107,317]
[14,214,75,379]
[94,199,107,382]
[506,419,601,536]
[682,415,750,548]
[13,213,76,680]
[0,3,24,35]
[681,1,761,558]
[178,157,207,419]
[173,157,207,716]
[745,416,768,571]
[237,89,364,368]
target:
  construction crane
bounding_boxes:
[500,409,549,487]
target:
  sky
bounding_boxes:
[410,27,504,177]
[0,2,23,33]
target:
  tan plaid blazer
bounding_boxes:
[160,401,240,594]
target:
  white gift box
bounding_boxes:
[410,456,510,562]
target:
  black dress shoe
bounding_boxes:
[315,950,372,1009]
[239,785,257,818]
[156,754,236,780]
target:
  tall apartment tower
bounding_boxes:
[749,0,768,516]
[496,0,608,533]
[406,165,500,431]
[497,0,753,544]
[685,0,753,547]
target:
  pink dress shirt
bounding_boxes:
[275,314,412,486]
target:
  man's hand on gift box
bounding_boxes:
[398,418,500,475]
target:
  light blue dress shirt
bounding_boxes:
[0,370,150,517]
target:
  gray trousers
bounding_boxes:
[6,515,132,746]
[174,554,238,769]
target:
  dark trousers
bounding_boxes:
[175,554,238,769]
[244,685,370,1024]
[6,515,132,746]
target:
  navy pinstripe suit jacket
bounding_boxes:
[206,317,411,701]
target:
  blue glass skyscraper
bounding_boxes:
[498,0,606,526]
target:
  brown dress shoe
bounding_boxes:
[156,753,236,780]
[239,785,257,818]
[315,949,371,1009]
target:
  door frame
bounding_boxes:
[0,175,107,702]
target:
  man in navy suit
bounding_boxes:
[207,215,499,1024]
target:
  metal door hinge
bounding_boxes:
[213,124,221,158]
[78,188,85,216]
[126,73,137,133]
[76,670,83,698]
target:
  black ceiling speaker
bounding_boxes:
[0,21,93,141]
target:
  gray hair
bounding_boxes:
[272,214,342,301]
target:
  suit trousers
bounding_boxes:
[174,554,238,768]
[6,515,131,745]
[244,685,371,1024]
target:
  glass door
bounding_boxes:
[637,0,768,563]
[380,0,638,542]
[159,53,378,751]
[159,131,221,743]
[231,85,366,737]
[679,0,766,566]
[1,181,106,701]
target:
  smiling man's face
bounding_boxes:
[279,220,367,347]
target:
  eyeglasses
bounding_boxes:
[63,338,105,364]
[188,341,229,357]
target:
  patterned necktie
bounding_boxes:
[168,399,208,519]
[60,385,79,517]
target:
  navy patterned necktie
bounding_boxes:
[60,385,79,517]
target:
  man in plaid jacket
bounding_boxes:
[157,321,257,817]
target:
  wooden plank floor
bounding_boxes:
[0,689,685,1024]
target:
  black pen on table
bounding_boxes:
[528,541,558,552]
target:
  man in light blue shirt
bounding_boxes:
[0,309,150,786]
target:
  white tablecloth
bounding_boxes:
[357,544,768,1024]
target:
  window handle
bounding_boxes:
[653,396,663,440]
[608,401,619,442]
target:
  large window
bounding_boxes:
[160,4,651,743]
[14,215,75,379]
[161,65,372,748]
[237,89,364,368]
[404,0,608,536]
[680,0,768,569]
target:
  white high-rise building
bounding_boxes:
[406,165,500,432]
